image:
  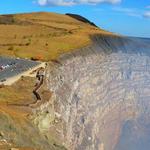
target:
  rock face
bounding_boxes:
[46,35,150,150]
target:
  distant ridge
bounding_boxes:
[66,13,97,27]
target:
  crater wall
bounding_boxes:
[46,35,150,150]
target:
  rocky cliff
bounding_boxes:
[44,34,150,150]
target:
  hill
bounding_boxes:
[0,12,112,61]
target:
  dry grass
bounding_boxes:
[0,77,35,104]
[0,12,112,61]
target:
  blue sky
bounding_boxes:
[0,0,150,37]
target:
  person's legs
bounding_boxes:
[33,90,41,100]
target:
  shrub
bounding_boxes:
[25,42,30,46]
[23,36,26,39]
[8,46,14,51]
[15,48,20,51]
[31,55,44,61]
[26,39,31,46]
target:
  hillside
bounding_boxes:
[0,12,112,61]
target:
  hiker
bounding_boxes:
[33,67,45,101]
[36,67,45,81]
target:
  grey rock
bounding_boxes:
[46,35,150,150]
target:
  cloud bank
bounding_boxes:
[37,0,150,19]
[112,7,141,18]
[38,0,121,6]
[113,6,150,19]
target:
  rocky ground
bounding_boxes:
[0,76,66,150]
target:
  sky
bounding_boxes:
[0,0,150,38]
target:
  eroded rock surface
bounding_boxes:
[46,35,150,150]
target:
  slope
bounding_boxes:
[0,12,112,61]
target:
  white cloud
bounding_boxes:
[112,7,142,18]
[144,11,150,18]
[37,0,121,6]
[143,5,150,18]
[38,0,75,6]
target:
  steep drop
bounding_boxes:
[46,35,150,150]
